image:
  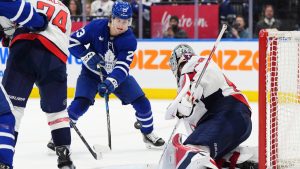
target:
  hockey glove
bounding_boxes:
[98,77,118,97]
[26,13,49,32]
[81,49,104,75]
[177,96,193,118]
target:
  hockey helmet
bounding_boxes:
[169,44,195,77]
[112,1,133,20]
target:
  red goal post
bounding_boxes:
[259,29,300,169]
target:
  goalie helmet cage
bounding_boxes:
[259,29,300,169]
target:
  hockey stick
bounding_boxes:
[69,120,107,160]
[158,24,228,168]
[194,24,227,89]
[104,93,112,150]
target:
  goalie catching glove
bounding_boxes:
[165,73,204,119]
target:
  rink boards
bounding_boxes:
[0,39,259,101]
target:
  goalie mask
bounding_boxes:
[169,44,195,79]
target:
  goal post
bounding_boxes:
[259,29,300,169]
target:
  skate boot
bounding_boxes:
[143,132,165,149]
[47,139,55,152]
[0,163,10,169]
[56,146,76,169]
[236,161,258,169]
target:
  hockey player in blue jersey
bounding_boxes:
[47,1,165,150]
[162,44,255,169]
[0,1,48,168]
[1,0,75,168]
[0,0,48,30]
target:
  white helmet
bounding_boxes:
[169,44,195,78]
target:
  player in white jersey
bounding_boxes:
[162,44,254,169]
[1,0,74,168]
[0,1,49,168]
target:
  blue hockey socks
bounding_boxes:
[0,112,15,168]
[132,96,153,134]
[68,97,91,122]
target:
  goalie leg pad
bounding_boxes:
[172,133,218,169]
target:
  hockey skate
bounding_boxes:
[236,161,258,169]
[56,146,76,169]
[47,139,55,152]
[143,132,165,149]
[0,163,10,169]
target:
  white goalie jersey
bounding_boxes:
[177,55,249,132]
[11,0,71,63]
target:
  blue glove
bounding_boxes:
[98,78,118,97]
[27,13,49,32]
[80,49,103,75]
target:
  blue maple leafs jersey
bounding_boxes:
[0,0,46,28]
[69,19,137,85]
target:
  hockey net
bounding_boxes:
[259,29,300,169]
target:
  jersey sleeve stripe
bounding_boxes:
[116,61,130,69]
[10,0,25,22]
[69,37,81,48]
[18,5,34,26]
[114,66,128,76]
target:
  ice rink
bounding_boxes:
[12,99,258,169]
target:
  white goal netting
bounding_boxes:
[260,30,300,169]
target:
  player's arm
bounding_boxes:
[0,0,48,31]
[69,21,97,58]
[97,36,137,97]
[108,36,137,85]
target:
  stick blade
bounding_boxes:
[93,144,111,153]
[93,150,103,160]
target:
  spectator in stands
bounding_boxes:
[163,15,188,39]
[229,15,250,38]
[219,0,235,22]
[85,2,92,16]
[163,26,175,38]
[91,0,114,17]
[255,4,281,36]
[69,0,82,16]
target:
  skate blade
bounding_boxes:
[93,144,111,153]
[145,143,165,150]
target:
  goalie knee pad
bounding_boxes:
[11,106,25,132]
[67,97,91,121]
[0,112,15,168]
[172,133,218,169]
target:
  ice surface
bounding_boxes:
[12,99,258,169]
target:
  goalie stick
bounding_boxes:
[158,24,228,169]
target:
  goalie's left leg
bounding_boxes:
[161,133,218,169]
